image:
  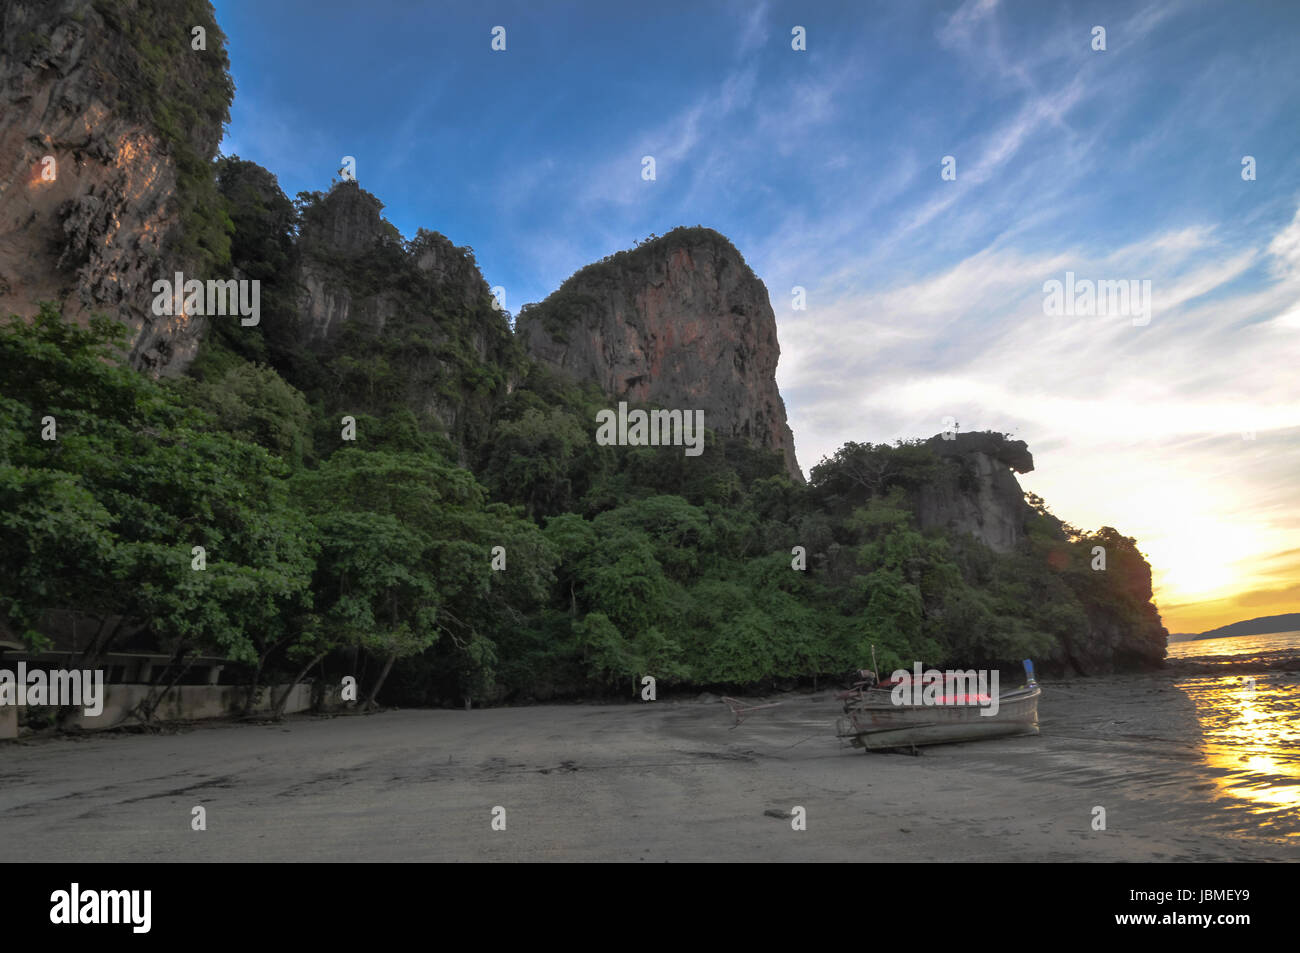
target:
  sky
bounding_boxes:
[212,0,1300,635]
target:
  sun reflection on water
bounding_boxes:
[1180,675,1300,832]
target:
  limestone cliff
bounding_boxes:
[278,181,522,461]
[294,183,405,345]
[917,432,1035,553]
[517,228,803,482]
[910,431,1166,673]
[0,0,232,375]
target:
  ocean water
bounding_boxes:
[1168,630,1300,835]
[1167,628,1300,662]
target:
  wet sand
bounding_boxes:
[1,672,1297,862]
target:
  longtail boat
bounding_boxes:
[835,660,1041,751]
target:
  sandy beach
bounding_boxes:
[2,669,1296,863]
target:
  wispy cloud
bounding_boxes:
[735,0,770,55]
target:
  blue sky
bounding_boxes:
[214,0,1300,631]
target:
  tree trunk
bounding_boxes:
[56,615,130,729]
[364,652,398,709]
[77,614,128,670]
[244,655,267,716]
[272,651,326,718]
[138,649,192,724]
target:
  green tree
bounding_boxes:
[483,407,588,516]
[294,447,556,705]
[0,306,316,719]
[179,362,313,463]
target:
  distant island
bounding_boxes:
[1167,613,1300,642]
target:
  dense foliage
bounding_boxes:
[2,294,1165,711]
[0,306,549,711]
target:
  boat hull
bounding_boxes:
[836,685,1041,750]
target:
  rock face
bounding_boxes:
[916,432,1034,553]
[0,0,230,376]
[294,183,404,345]
[1049,525,1169,675]
[294,185,496,348]
[913,431,1167,673]
[283,181,521,461]
[1060,602,1167,674]
[517,228,803,481]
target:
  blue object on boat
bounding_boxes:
[1023,659,1037,686]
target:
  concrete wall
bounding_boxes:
[31,682,313,732]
